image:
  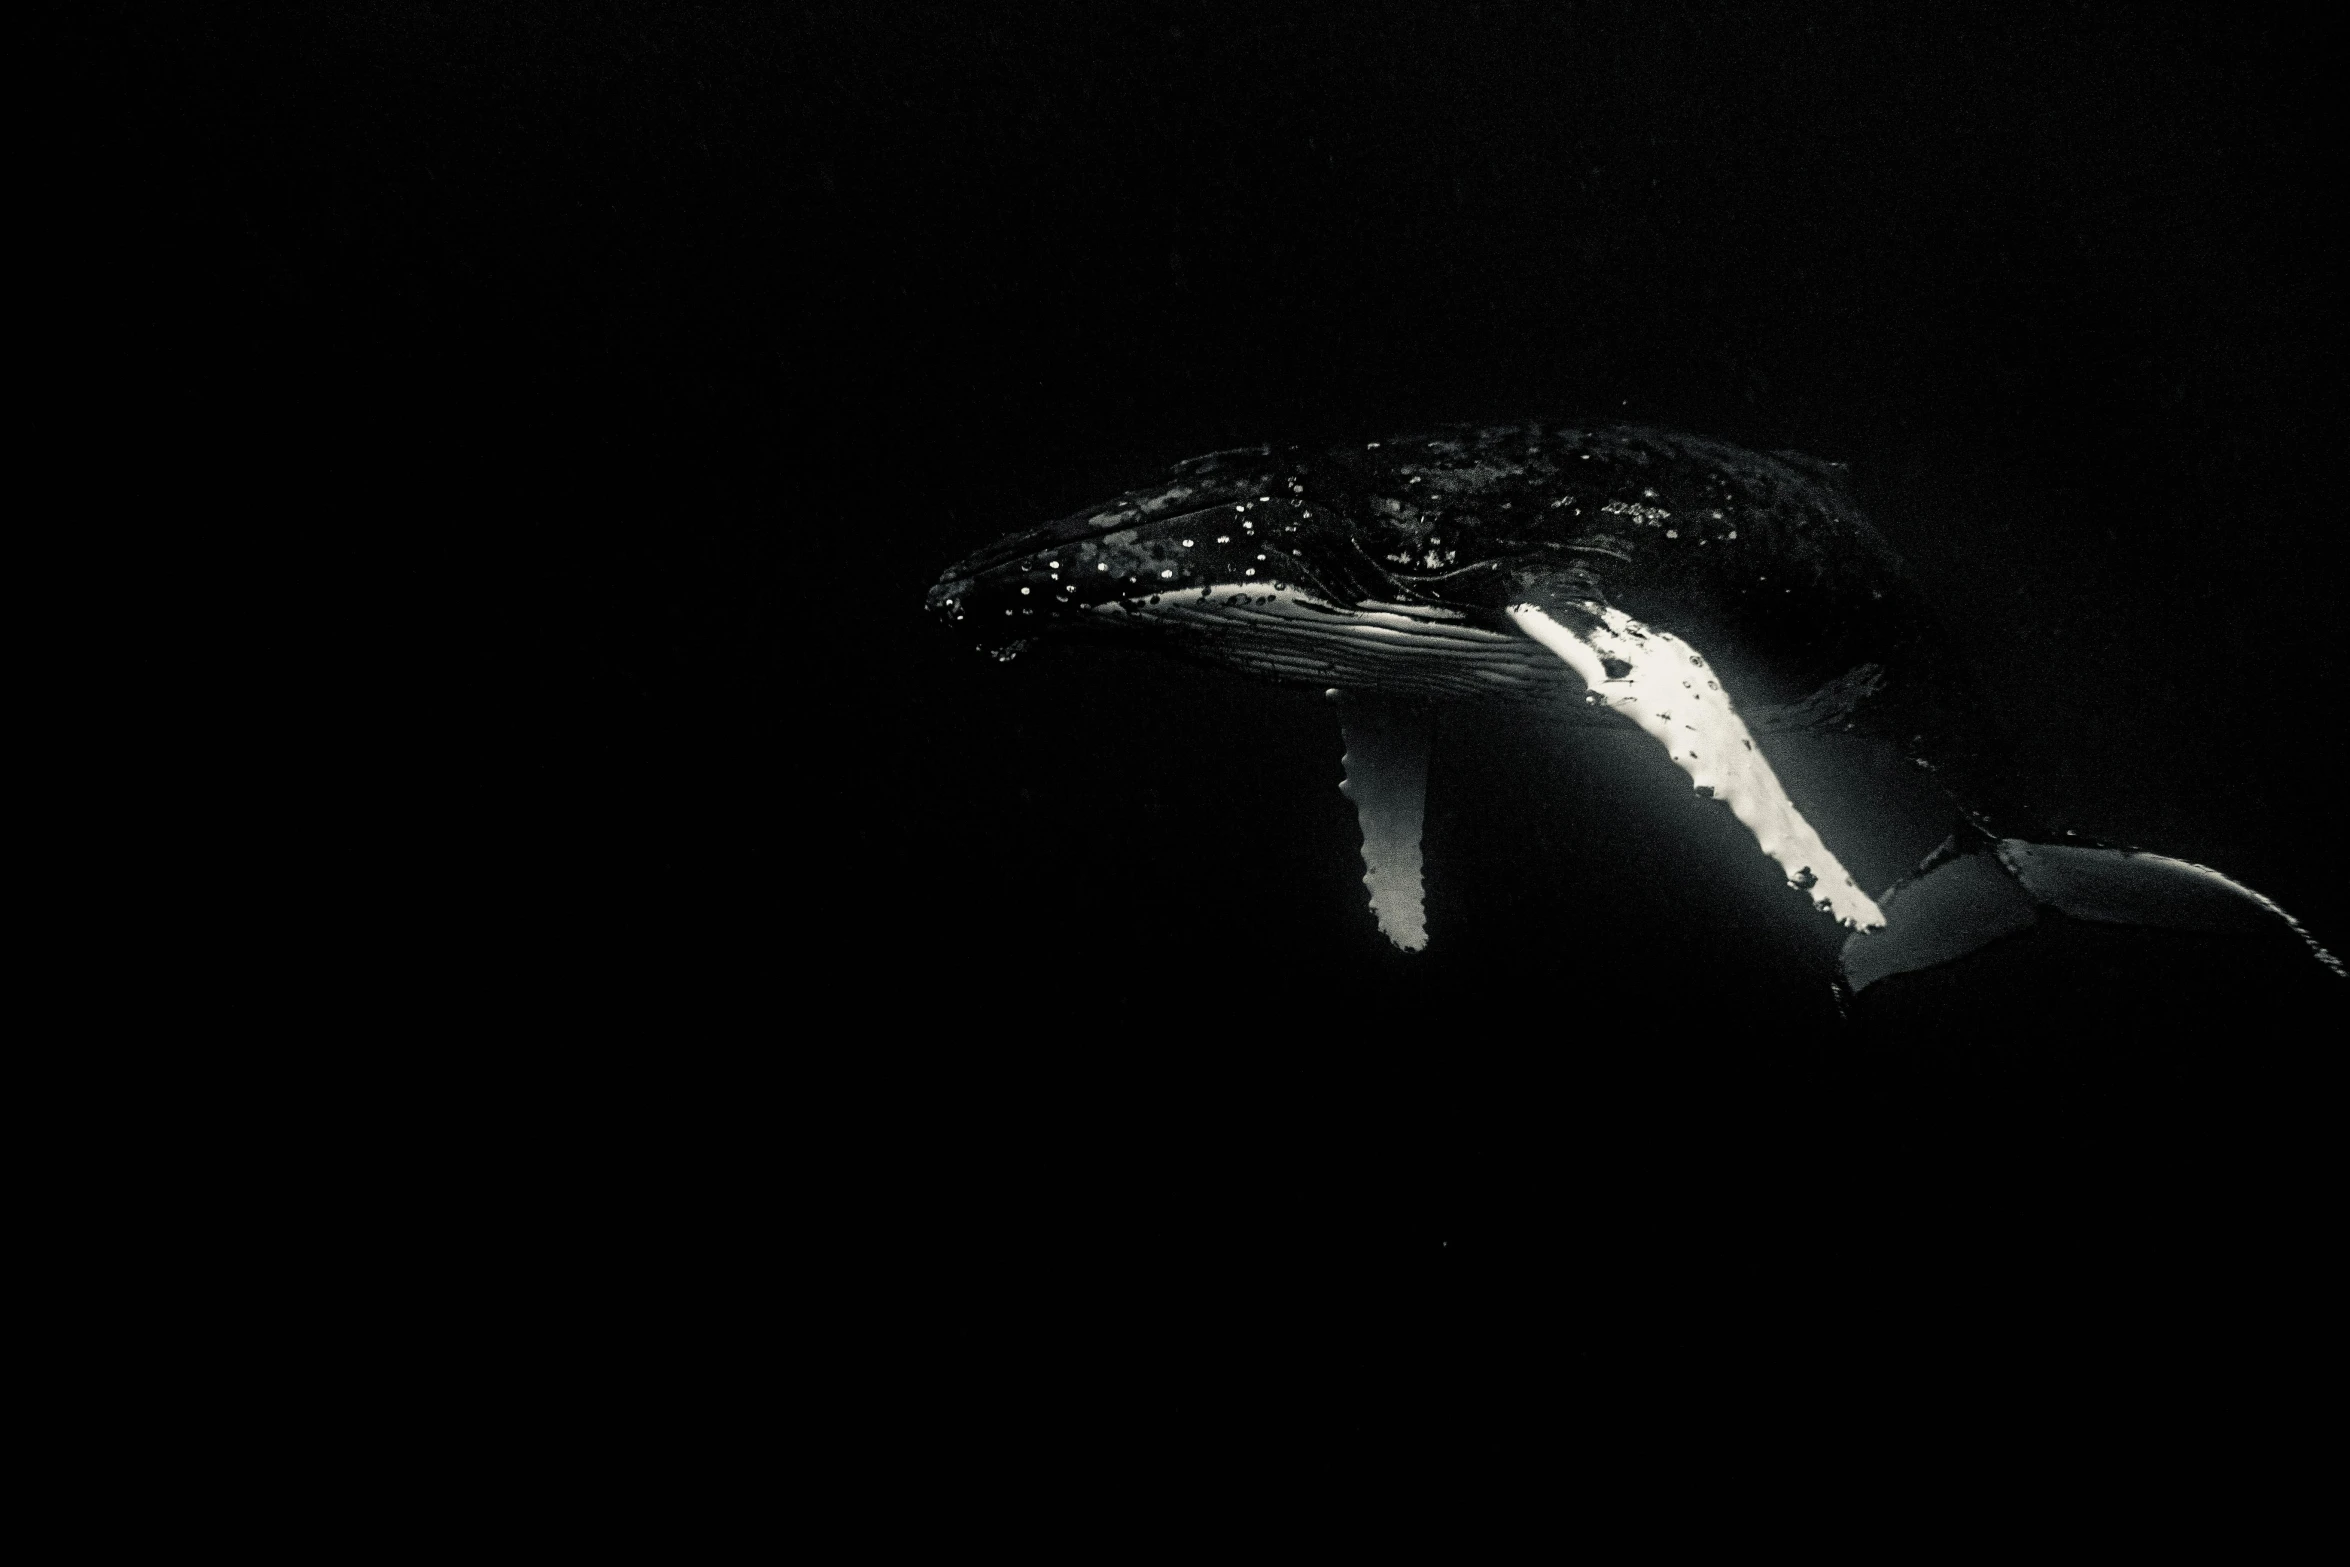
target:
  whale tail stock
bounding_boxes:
[1840,832,2343,994]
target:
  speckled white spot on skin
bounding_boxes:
[1506,603,1887,930]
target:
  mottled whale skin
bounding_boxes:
[932,425,1982,768]
[927,423,2338,988]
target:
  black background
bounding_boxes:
[80,2,2341,1503]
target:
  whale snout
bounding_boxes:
[925,545,1082,647]
[927,502,1286,650]
[925,574,973,622]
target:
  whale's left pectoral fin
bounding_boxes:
[1332,689,1432,951]
[1506,600,1886,930]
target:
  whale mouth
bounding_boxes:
[924,573,975,616]
[1093,583,1567,702]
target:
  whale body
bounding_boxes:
[927,423,2339,992]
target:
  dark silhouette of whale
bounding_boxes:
[927,423,2339,991]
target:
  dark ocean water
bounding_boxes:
[65,2,2340,1520]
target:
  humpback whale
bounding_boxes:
[926,423,2339,993]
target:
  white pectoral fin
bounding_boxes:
[1332,689,1432,951]
[1506,602,1886,931]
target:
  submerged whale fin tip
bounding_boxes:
[1334,690,1432,952]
